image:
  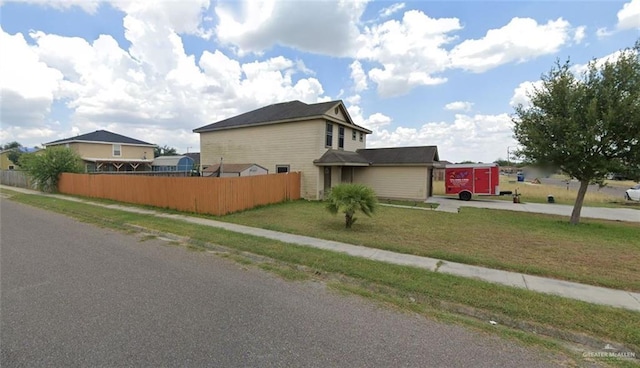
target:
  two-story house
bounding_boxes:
[44,130,156,172]
[194,100,439,200]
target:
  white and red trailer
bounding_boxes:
[445,163,510,201]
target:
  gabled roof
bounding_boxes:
[45,130,155,146]
[313,149,370,166]
[193,100,371,134]
[203,163,267,174]
[357,146,439,165]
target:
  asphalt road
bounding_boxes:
[1,199,563,367]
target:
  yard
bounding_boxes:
[222,200,640,291]
[432,177,639,207]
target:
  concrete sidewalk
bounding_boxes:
[426,196,640,222]
[3,185,639,312]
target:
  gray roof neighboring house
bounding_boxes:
[45,130,155,147]
[356,146,439,166]
[193,100,371,134]
[183,152,200,165]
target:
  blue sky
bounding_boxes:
[1,0,638,162]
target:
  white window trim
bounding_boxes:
[113,144,122,157]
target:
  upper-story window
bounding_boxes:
[113,144,122,157]
[326,123,333,147]
[338,126,345,149]
[359,132,364,142]
[352,130,356,140]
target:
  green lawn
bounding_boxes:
[220,200,640,291]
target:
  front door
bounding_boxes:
[324,167,332,196]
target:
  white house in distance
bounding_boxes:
[193,100,439,200]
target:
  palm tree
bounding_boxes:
[326,183,378,229]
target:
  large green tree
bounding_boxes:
[326,183,378,229]
[513,42,640,224]
[19,147,84,192]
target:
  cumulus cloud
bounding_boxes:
[215,0,367,57]
[366,113,515,162]
[450,18,575,73]
[0,5,329,152]
[350,61,368,92]
[444,101,473,112]
[510,80,544,107]
[617,0,640,29]
[356,10,460,96]
[0,27,63,128]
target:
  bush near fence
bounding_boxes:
[58,172,301,216]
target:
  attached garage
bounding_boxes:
[354,146,439,201]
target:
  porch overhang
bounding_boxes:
[313,149,370,167]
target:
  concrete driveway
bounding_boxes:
[427,196,640,222]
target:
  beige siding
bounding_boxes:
[200,120,326,199]
[353,166,429,200]
[343,126,366,152]
[56,142,151,160]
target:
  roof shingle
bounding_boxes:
[45,130,154,146]
[356,146,439,165]
[193,100,370,133]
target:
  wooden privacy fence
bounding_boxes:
[0,170,32,189]
[58,172,301,216]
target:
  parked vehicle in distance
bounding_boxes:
[625,184,640,201]
[608,173,631,181]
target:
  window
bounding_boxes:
[276,165,290,174]
[359,132,364,142]
[325,123,333,147]
[8,165,14,170]
[352,130,356,140]
[338,126,344,149]
[113,144,122,156]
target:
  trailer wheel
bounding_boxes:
[459,191,472,201]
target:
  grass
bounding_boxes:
[433,177,639,208]
[220,200,640,292]
[4,189,640,363]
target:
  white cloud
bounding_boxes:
[573,26,586,43]
[510,80,544,107]
[379,3,405,18]
[444,101,473,112]
[356,10,460,96]
[617,0,640,29]
[596,27,613,38]
[366,113,515,162]
[0,28,63,128]
[215,0,368,57]
[0,5,330,153]
[450,18,574,73]
[350,60,368,92]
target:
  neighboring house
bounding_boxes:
[0,150,17,170]
[0,147,40,170]
[44,130,155,172]
[202,163,268,177]
[194,100,439,200]
[183,152,201,169]
[152,155,195,172]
